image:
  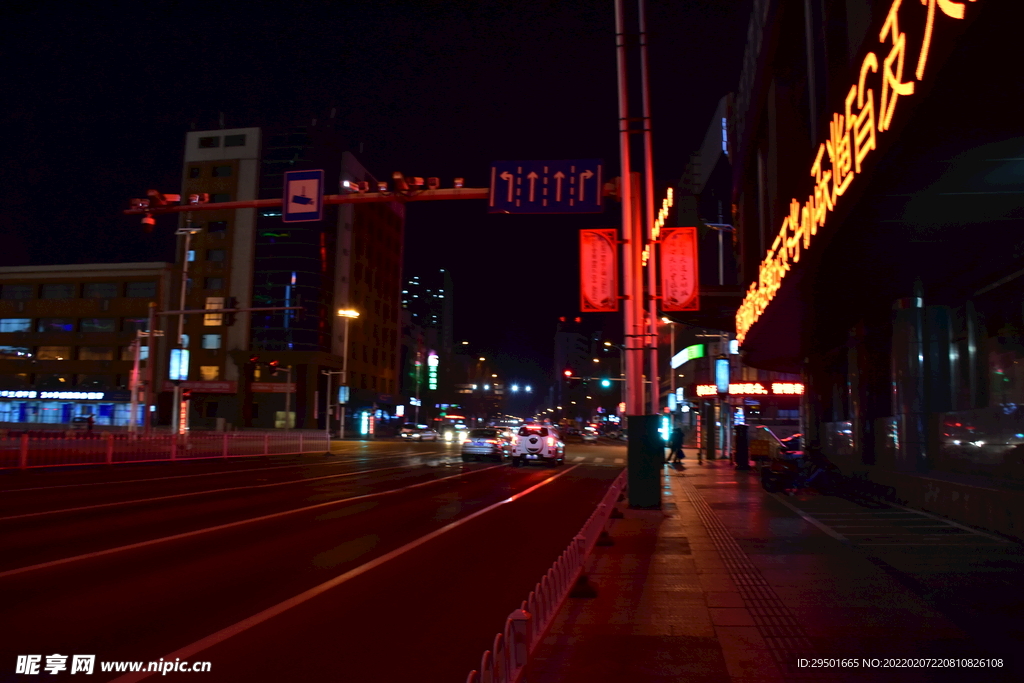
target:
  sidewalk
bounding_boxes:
[520,451,1006,683]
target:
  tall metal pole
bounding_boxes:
[173,223,199,435]
[143,302,156,436]
[128,331,143,436]
[638,0,660,415]
[284,365,292,431]
[324,369,332,441]
[615,0,643,417]
[340,316,351,439]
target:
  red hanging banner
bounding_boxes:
[660,227,700,311]
[579,228,620,312]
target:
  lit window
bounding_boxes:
[80,318,116,332]
[79,347,114,361]
[200,366,220,381]
[0,318,31,333]
[202,334,222,349]
[36,346,72,360]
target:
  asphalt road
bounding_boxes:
[0,439,625,682]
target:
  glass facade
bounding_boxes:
[0,399,141,426]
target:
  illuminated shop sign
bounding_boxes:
[695,382,804,397]
[642,188,674,266]
[735,0,980,343]
[670,344,705,368]
[427,352,438,391]
[0,391,109,400]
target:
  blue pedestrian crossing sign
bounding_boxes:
[488,159,603,214]
[283,169,324,223]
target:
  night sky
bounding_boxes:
[1,0,750,391]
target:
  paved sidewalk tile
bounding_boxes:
[519,460,1015,683]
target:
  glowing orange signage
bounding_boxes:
[660,227,700,311]
[695,382,804,397]
[736,0,978,343]
[580,228,620,312]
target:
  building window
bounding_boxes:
[207,249,226,262]
[198,136,220,148]
[204,296,225,326]
[0,285,33,300]
[80,318,116,332]
[224,134,246,147]
[201,334,222,350]
[36,346,72,360]
[208,220,228,233]
[204,277,224,290]
[211,193,231,203]
[125,281,157,298]
[0,318,32,333]
[78,347,115,361]
[212,165,232,178]
[83,282,118,299]
[77,375,112,390]
[199,366,220,381]
[122,318,148,332]
[0,346,32,359]
[37,318,74,333]
[36,373,71,388]
[40,283,75,299]
[189,167,201,178]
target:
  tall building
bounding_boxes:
[175,124,403,432]
[401,268,453,355]
[0,263,173,427]
[728,0,1024,538]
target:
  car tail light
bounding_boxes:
[486,439,498,444]
[547,437,555,447]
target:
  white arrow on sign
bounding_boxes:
[526,172,538,202]
[500,171,514,202]
[553,171,565,202]
[578,170,594,203]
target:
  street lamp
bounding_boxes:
[334,308,360,440]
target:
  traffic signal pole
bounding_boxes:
[639,0,660,416]
[616,0,661,509]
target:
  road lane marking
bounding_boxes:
[109,464,582,682]
[0,464,455,522]
[0,464,510,579]
[572,456,585,462]
[0,449,454,494]
[614,458,625,464]
[593,457,603,463]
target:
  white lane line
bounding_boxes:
[573,456,585,462]
[593,457,604,463]
[1,459,357,494]
[614,458,625,464]
[0,464,447,522]
[0,464,507,579]
[1,450,455,494]
[769,494,850,542]
[110,464,582,682]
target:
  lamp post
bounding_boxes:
[337,308,360,440]
[173,220,202,435]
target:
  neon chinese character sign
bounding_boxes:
[736,0,979,344]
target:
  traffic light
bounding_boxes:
[563,369,572,378]
[249,355,260,364]
[601,379,611,388]
[268,359,280,376]
[182,389,192,399]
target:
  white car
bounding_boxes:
[400,424,439,441]
[510,425,565,467]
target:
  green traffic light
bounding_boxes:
[601,379,611,388]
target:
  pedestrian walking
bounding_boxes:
[667,426,685,464]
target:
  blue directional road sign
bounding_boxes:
[283,169,324,223]
[488,159,603,214]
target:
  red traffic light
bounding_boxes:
[563,369,572,378]
[268,360,280,369]
[249,355,260,363]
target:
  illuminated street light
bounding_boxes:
[337,309,360,319]
[484,384,491,390]
[511,385,519,392]
[491,373,497,378]
[478,357,486,361]
[525,385,532,393]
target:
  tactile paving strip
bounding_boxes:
[679,478,839,682]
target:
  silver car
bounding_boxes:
[460,428,509,462]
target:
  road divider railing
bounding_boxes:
[0,430,330,470]
[465,469,627,683]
